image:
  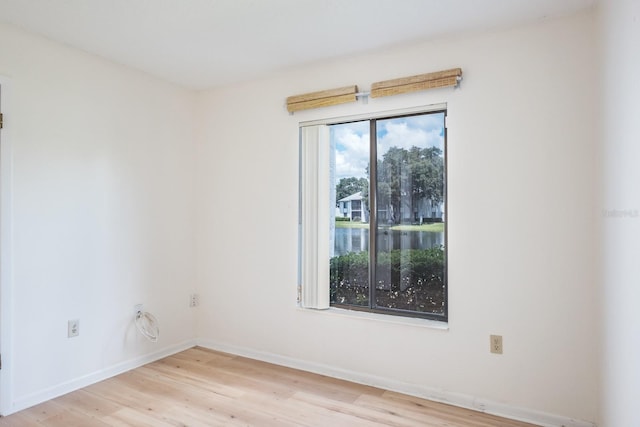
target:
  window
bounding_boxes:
[300,107,447,321]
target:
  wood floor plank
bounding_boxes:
[356,393,505,427]
[290,391,428,427]
[151,357,291,399]
[378,391,537,427]
[0,347,540,427]
[0,411,42,427]
[207,356,377,404]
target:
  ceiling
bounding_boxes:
[0,0,596,90]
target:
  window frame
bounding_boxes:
[299,104,448,322]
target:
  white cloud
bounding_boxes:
[377,114,444,159]
[331,113,445,180]
[332,121,369,180]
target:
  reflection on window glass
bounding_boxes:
[330,120,370,306]
[329,112,447,319]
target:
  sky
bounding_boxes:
[331,112,445,181]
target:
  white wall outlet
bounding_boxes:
[68,319,80,338]
[134,304,143,315]
[490,334,503,354]
[189,293,199,307]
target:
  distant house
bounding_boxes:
[337,191,368,222]
[377,197,443,224]
[414,198,444,223]
[337,191,444,224]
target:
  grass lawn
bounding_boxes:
[390,223,444,232]
[335,221,444,232]
[335,221,370,229]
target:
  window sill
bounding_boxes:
[297,306,449,331]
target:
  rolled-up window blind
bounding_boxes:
[371,68,462,98]
[287,85,358,113]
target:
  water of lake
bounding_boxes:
[333,227,444,257]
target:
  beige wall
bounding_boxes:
[195,12,598,425]
[0,23,198,412]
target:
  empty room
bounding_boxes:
[0,1,638,426]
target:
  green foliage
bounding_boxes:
[335,217,351,222]
[377,146,444,224]
[330,247,445,313]
[337,146,443,225]
[336,177,369,202]
[330,251,370,307]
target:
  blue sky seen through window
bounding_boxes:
[331,113,445,181]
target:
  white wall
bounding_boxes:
[599,0,640,425]
[196,12,598,426]
[0,23,197,412]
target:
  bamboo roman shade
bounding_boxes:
[286,85,358,113]
[371,68,462,98]
[285,68,462,112]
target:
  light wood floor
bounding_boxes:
[0,347,539,426]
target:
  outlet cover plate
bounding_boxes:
[68,319,79,338]
[490,334,503,354]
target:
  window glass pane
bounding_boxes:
[322,110,447,319]
[374,113,446,314]
[329,121,370,307]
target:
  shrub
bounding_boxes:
[330,247,445,313]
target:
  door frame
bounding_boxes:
[0,75,15,415]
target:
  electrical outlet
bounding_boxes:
[490,335,503,354]
[68,319,80,338]
[189,293,199,307]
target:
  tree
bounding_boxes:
[408,146,444,216]
[377,146,443,224]
[335,177,368,203]
[377,147,407,223]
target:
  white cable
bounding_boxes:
[135,310,159,342]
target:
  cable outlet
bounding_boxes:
[189,294,199,307]
[490,335,503,354]
[134,304,143,315]
[68,319,80,338]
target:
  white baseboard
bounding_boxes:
[197,338,596,427]
[10,339,197,415]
